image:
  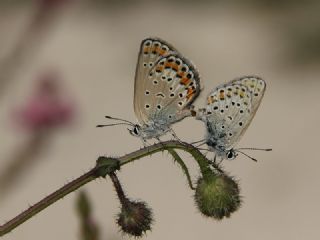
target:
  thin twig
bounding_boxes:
[0,170,96,237]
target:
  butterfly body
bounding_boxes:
[130,37,201,141]
[197,76,266,160]
[129,121,169,139]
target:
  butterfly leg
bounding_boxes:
[213,154,217,164]
[155,136,168,151]
[169,128,183,143]
[141,138,150,148]
[216,157,224,166]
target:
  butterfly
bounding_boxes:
[196,76,271,161]
[98,37,201,143]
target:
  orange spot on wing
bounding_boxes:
[165,63,171,68]
[177,72,186,78]
[171,63,179,71]
[207,96,215,104]
[158,49,166,56]
[164,62,179,71]
[180,77,191,85]
[186,88,196,100]
[143,47,150,54]
[219,92,225,100]
[156,66,164,72]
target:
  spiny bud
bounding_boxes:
[194,172,241,220]
[117,200,153,237]
[109,172,153,237]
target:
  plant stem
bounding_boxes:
[0,169,96,236]
[0,140,215,237]
[109,172,129,207]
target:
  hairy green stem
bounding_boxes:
[0,140,215,237]
[167,149,195,190]
[0,170,96,237]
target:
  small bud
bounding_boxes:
[194,172,241,220]
[76,191,100,240]
[109,173,153,237]
[76,191,91,219]
[117,200,153,237]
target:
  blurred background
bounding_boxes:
[0,0,320,239]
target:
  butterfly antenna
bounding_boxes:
[237,147,272,151]
[96,123,133,128]
[191,139,206,145]
[235,150,258,162]
[104,115,135,126]
[195,142,207,148]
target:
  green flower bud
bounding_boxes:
[117,200,153,237]
[76,191,91,219]
[194,172,241,220]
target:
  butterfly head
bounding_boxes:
[206,138,238,160]
[225,149,238,160]
[128,124,141,137]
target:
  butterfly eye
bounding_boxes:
[227,151,234,159]
[129,126,140,136]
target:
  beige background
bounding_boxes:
[1,1,320,239]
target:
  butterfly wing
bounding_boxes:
[145,53,201,125]
[231,76,266,117]
[203,76,266,149]
[134,37,177,123]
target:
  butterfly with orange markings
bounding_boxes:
[98,37,201,143]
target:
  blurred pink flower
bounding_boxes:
[15,71,75,131]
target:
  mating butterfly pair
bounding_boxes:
[99,37,269,161]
